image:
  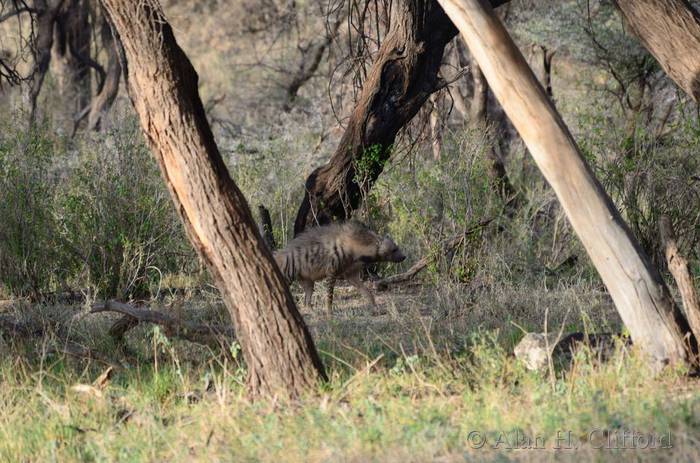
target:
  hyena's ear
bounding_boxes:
[379,236,395,254]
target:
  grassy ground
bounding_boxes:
[1,282,698,462]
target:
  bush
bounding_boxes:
[578,96,700,266]
[0,116,194,300]
[370,127,509,282]
[0,121,67,297]
[56,120,194,299]
[229,138,308,248]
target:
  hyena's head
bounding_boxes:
[378,235,406,263]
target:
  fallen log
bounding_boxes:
[91,300,235,348]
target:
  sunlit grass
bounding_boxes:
[0,319,697,462]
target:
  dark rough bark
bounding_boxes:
[293,0,511,235]
[614,0,700,101]
[257,204,276,250]
[28,0,62,123]
[100,0,326,397]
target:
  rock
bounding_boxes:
[514,332,560,371]
[514,332,627,371]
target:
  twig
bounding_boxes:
[47,341,124,369]
[370,217,495,291]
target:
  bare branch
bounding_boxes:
[371,218,494,290]
[91,301,235,349]
[0,4,35,23]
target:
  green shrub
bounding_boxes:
[0,116,194,300]
[371,127,519,282]
[56,121,194,299]
[230,139,307,248]
[0,121,67,298]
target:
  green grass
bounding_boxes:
[0,291,698,462]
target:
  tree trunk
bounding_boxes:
[52,0,92,112]
[100,0,326,397]
[469,60,513,199]
[257,204,276,250]
[659,216,700,344]
[293,0,510,235]
[438,0,693,369]
[28,0,61,124]
[293,0,458,234]
[446,38,472,119]
[613,0,700,101]
[527,44,554,98]
[86,10,120,131]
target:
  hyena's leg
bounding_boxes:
[347,273,377,310]
[301,279,314,308]
[325,277,336,313]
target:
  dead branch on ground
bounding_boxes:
[91,300,235,348]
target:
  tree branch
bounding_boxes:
[91,300,235,349]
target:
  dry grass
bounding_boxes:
[0,280,696,462]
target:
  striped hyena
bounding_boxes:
[273,221,406,311]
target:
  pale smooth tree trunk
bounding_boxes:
[614,0,700,101]
[437,0,693,368]
[659,216,700,344]
[100,0,326,397]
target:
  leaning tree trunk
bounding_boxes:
[100,0,326,397]
[613,0,700,101]
[293,0,510,235]
[438,0,694,369]
[293,0,457,234]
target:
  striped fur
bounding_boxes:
[273,221,405,310]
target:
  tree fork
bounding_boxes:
[100,0,326,397]
[438,0,695,369]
